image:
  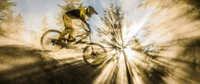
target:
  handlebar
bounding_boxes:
[85,23,91,32]
[75,23,92,44]
[85,23,92,35]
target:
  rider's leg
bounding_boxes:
[67,29,76,42]
[58,29,68,41]
[58,13,72,41]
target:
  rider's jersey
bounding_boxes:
[65,7,88,23]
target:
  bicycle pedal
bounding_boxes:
[80,41,88,43]
[63,39,67,42]
[66,44,77,49]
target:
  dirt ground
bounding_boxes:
[0,37,106,84]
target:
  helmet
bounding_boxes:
[86,6,98,15]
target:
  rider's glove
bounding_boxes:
[85,23,90,32]
[85,23,90,27]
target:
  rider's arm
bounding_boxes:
[79,8,87,23]
[79,8,90,31]
[80,14,89,31]
[81,22,89,31]
[80,15,87,24]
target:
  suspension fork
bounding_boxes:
[86,24,96,56]
[89,34,96,56]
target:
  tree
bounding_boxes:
[97,4,124,50]
[136,0,200,83]
[96,3,138,84]
[0,0,16,36]
[139,0,200,18]
[14,13,25,34]
[41,14,49,33]
[0,0,16,22]
[97,2,172,84]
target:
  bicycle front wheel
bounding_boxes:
[40,29,63,52]
[83,43,107,66]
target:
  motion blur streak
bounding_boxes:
[1,0,200,84]
[93,0,200,84]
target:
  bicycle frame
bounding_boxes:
[74,24,92,44]
[75,25,96,56]
[41,24,107,66]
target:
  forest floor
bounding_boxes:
[0,36,103,84]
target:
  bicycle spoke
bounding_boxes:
[83,43,107,66]
[41,30,63,52]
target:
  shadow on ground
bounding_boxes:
[0,44,102,84]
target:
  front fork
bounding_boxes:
[89,35,96,57]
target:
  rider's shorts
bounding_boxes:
[61,13,80,41]
[63,14,72,29]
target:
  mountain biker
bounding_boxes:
[58,6,98,43]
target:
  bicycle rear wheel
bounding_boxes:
[41,29,63,52]
[83,43,107,66]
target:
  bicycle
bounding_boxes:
[40,25,107,66]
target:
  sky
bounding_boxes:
[10,0,106,31]
[9,0,154,43]
[10,0,65,30]
[10,0,151,28]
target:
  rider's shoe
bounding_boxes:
[65,38,76,49]
[52,39,64,45]
[56,39,63,43]
[56,39,65,46]
[51,39,57,45]
[67,38,76,42]
[63,38,67,42]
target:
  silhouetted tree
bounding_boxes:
[41,14,49,33]
[0,0,16,36]
[0,0,16,22]
[14,13,25,35]
[137,0,200,83]
[140,0,200,18]
[97,4,124,50]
